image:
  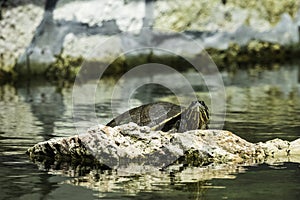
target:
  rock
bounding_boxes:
[257,14,299,45]
[1,0,300,79]
[62,33,123,63]
[54,0,145,33]
[27,123,300,171]
[0,3,44,73]
[289,138,300,163]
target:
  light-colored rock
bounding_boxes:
[290,138,300,155]
[27,122,300,194]
[62,33,123,63]
[54,0,145,33]
[2,0,300,75]
[0,3,44,72]
[257,14,299,45]
[154,0,299,32]
[27,123,300,171]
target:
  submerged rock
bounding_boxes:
[27,123,300,171]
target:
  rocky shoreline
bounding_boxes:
[1,0,300,83]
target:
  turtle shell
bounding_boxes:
[106,101,182,128]
[106,101,209,132]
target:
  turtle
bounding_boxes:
[106,100,209,132]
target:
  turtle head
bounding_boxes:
[184,101,209,130]
[189,100,208,111]
[188,101,209,118]
[178,100,209,131]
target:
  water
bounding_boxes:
[0,64,300,199]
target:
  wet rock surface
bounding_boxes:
[27,123,300,171]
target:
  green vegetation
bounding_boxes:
[2,40,297,86]
[231,0,300,24]
[45,55,83,81]
[155,0,300,31]
[206,41,300,69]
[0,70,14,85]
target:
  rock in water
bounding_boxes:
[26,123,300,169]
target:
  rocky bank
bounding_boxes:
[1,0,300,81]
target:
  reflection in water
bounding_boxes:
[17,80,66,141]
[205,162,300,200]
[223,65,300,142]
[0,64,300,199]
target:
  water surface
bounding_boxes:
[0,64,300,199]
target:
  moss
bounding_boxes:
[40,51,197,86]
[230,0,300,24]
[99,52,194,77]
[206,40,300,69]
[0,69,16,84]
[45,55,83,82]
[155,0,300,31]
[0,70,9,84]
[1,39,300,86]
[182,149,213,166]
[155,0,220,31]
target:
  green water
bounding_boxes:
[0,64,300,199]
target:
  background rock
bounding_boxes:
[1,0,300,77]
[0,1,44,73]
